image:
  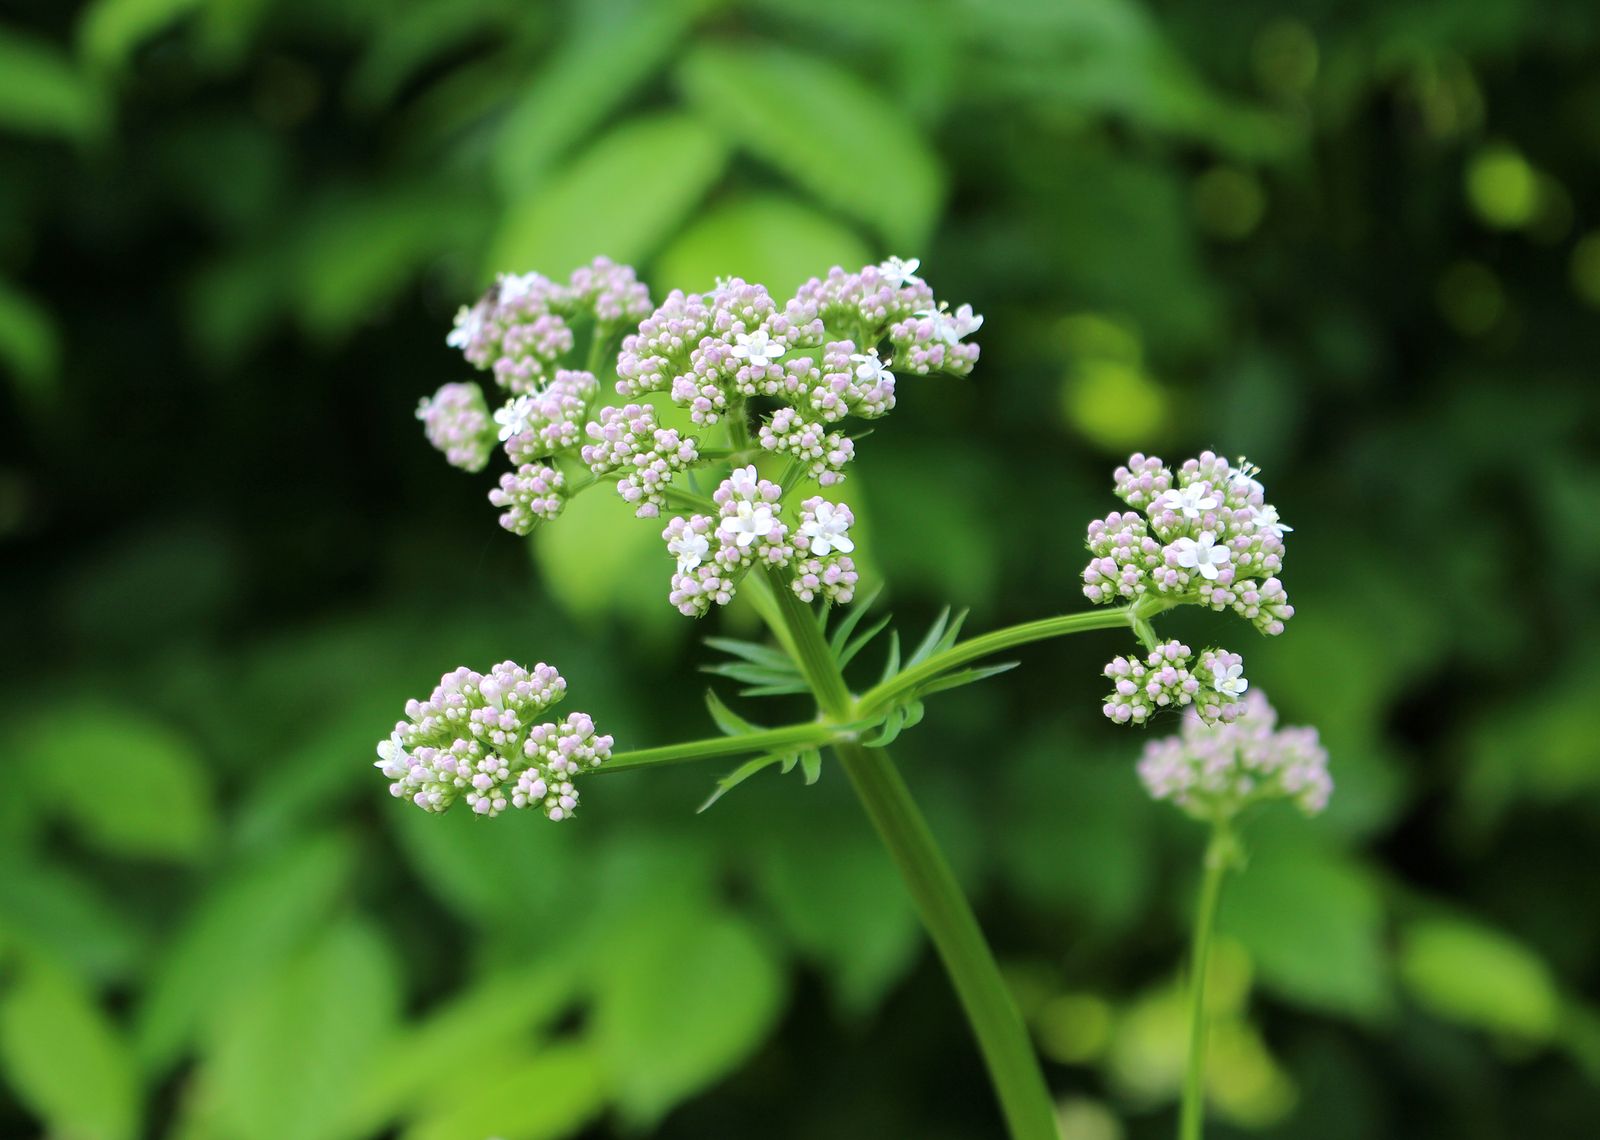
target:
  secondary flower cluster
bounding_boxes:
[1102,641,1248,726]
[423,254,983,614]
[374,661,613,821]
[1085,451,1294,725]
[1136,691,1331,820]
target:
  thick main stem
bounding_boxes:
[1180,826,1232,1140]
[765,573,1058,1140]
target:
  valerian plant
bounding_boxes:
[382,254,1327,1140]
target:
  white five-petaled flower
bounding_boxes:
[850,350,893,385]
[446,305,480,350]
[1229,456,1264,499]
[1154,483,1219,520]
[1252,503,1293,538]
[878,255,922,288]
[668,529,709,574]
[1211,661,1248,698]
[726,464,761,500]
[801,502,854,556]
[1170,532,1231,581]
[729,328,785,368]
[494,395,535,441]
[915,302,984,345]
[375,731,411,777]
[724,500,776,549]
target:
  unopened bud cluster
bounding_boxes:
[1137,691,1331,820]
[1102,641,1248,726]
[374,661,613,822]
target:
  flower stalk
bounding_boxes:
[761,566,1059,1140]
[1180,824,1237,1140]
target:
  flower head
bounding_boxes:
[877,255,922,288]
[416,382,494,472]
[376,661,613,821]
[1136,691,1330,821]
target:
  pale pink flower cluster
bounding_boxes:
[1137,690,1331,820]
[375,661,613,821]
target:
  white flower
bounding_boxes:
[801,502,854,556]
[668,529,709,574]
[494,395,535,441]
[725,464,761,500]
[724,500,775,549]
[1229,456,1264,499]
[375,731,411,777]
[1154,483,1219,520]
[878,255,922,288]
[850,350,893,385]
[1170,532,1231,581]
[497,273,538,304]
[915,303,983,345]
[1211,661,1248,698]
[1252,503,1293,538]
[729,328,785,367]
[446,305,480,350]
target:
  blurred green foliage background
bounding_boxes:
[3,0,1600,1136]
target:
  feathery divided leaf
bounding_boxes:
[698,754,787,813]
[826,585,885,657]
[911,662,1020,699]
[704,690,762,737]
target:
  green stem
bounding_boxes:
[856,605,1141,717]
[762,568,1059,1140]
[597,721,849,774]
[1180,825,1233,1140]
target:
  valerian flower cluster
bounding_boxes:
[1137,690,1331,820]
[1083,451,1295,726]
[417,254,982,617]
[375,661,612,821]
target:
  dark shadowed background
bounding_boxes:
[3,0,1599,1137]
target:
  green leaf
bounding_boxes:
[913,661,1020,698]
[0,280,60,407]
[699,752,786,812]
[800,749,822,785]
[826,584,885,655]
[676,42,943,248]
[704,635,795,671]
[594,909,785,1125]
[344,958,580,1135]
[863,706,906,747]
[0,28,104,141]
[77,0,206,74]
[492,0,711,193]
[401,1043,608,1140]
[838,614,893,670]
[0,956,141,1140]
[1399,917,1561,1041]
[488,112,727,276]
[16,704,216,862]
[136,832,358,1069]
[654,192,873,296]
[1217,839,1390,1021]
[183,919,400,1140]
[0,858,144,984]
[704,687,761,735]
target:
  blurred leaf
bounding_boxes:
[348,0,514,111]
[1399,917,1561,1041]
[1218,839,1390,1021]
[595,908,785,1125]
[655,193,872,296]
[757,828,920,1013]
[185,919,400,1140]
[492,0,712,194]
[402,1042,608,1140]
[676,42,943,249]
[78,0,205,73]
[345,957,579,1134]
[0,857,144,984]
[136,831,357,1069]
[532,481,680,635]
[0,280,60,404]
[0,955,141,1140]
[0,28,104,141]
[293,187,486,340]
[18,704,216,862]
[488,112,727,276]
